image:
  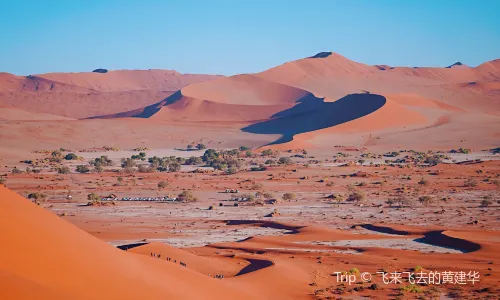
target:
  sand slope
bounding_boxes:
[0,186,253,300]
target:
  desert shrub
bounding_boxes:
[49,150,63,163]
[424,155,441,166]
[262,192,274,199]
[240,193,255,202]
[481,195,493,207]
[87,193,100,201]
[28,192,47,205]
[76,165,90,173]
[167,161,181,172]
[384,151,400,157]
[418,178,429,186]
[464,178,477,187]
[226,167,238,175]
[261,149,274,156]
[157,180,168,189]
[138,165,155,173]
[358,159,366,165]
[121,158,137,168]
[349,268,360,274]
[11,167,23,174]
[265,159,276,165]
[413,266,424,272]
[385,198,395,207]
[250,182,263,190]
[93,164,103,173]
[239,146,250,151]
[395,195,414,207]
[57,166,70,174]
[418,195,433,206]
[32,168,41,174]
[399,284,422,293]
[177,190,197,202]
[278,157,292,165]
[64,153,79,160]
[185,156,203,165]
[91,156,113,167]
[196,143,206,150]
[0,177,5,185]
[250,164,267,171]
[282,192,296,201]
[139,152,147,158]
[347,189,366,204]
[245,151,253,157]
[493,179,500,188]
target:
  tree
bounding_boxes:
[139,152,147,159]
[64,153,78,160]
[158,181,168,189]
[282,192,296,201]
[278,157,292,165]
[358,159,366,165]
[196,143,206,150]
[177,190,197,202]
[239,146,250,151]
[76,165,90,173]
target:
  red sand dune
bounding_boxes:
[0,70,221,118]
[1,51,499,151]
[0,186,254,300]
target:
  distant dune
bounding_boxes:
[1,51,499,151]
[0,70,221,118]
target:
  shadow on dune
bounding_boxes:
[236,258,275,276]
[87,90,184,119]
[241,93,386,145]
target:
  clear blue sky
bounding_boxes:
[1,0,499,75]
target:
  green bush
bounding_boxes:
[64,153,79,160]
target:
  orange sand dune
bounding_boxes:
[91,75,318,121]
[129,242,251,276]
[0,186,254,300]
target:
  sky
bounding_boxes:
[1,0,499,76]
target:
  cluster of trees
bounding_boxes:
[201,149,245,174]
